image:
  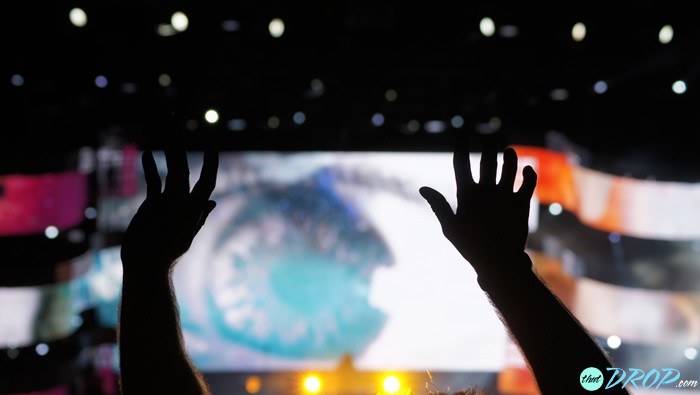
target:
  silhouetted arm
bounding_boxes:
[420,142,630,395]
[118,142,218,395]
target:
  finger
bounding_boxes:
[142,151,162,198]
[516,165,538,201]
[194,200,217,236]
[453,138,474,202]
[498,147,518,191]
[163,139,190,196]
[419,186,456,234]
[479,142,498,186]
[192,149,219,202]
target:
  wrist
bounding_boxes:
[475,251,535,291]
[121,258,174,282]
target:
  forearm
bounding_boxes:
[475,252,629,395]
[118,265,210,395]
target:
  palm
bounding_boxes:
[420,145,536,271]
[121,146,218,271]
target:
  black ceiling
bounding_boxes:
[5,1,700,180]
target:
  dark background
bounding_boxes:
[5,1,700,180]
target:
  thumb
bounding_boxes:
[419,186,455,232]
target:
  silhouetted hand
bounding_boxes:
[120,141,218,272]
[419,142,537,276]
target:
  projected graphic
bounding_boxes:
[0,276,88,348]
[94,151,538,372]
[204,169,393,360]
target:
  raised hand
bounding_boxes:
[118,139,218,395]
[419,138,631,395]
[120,140,218,272]
[419,141,537,276]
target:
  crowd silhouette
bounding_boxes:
[116,135,631,395]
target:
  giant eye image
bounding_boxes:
[93,151,518,372]
[202,167,393,360]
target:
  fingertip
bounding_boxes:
[419,186,439,201]
[524,165,537,178]
[519,165,538,194]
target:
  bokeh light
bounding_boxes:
[69,8,87,27]
[303,375,321,393]
[383,375,401,394]
[205,109,220,124]
[659,25,674,44]
[572,22,586,42]
[171,11,189,32]
[269,18,285,38]
[245,375,262,393]
[479,17,495,37]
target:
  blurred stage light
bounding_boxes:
[685,347,698,360]
[383,375,401,394]
[608,233,621,243]
[171,11,189,32]
[548,203,563,216]
[222,20,240,32]
[269,18,285,38]
[69,8,87,27]
[310,78,325,94]
[245,375,262,393]
[659,25,674,44]
[385,89,398,102]
[593,80,608,94]
[450,115,464,128]
[156,23,177,37]
[67,229,85,243]
[158,73,172,87]
[479,17,495,37]
[293,111,306,125]
[672,80,687,94]
[45,226,59,239]
[205,109,220,124]
[607,335,622,349]
[7,349,19,359]
[10,74,24,87]
[572,22,586,42]
[95,75,108,88]
[35,343,49,356]
[424,120,446,133]
[406,120,420,133]
[550,88,569,101]
[371,113,385,126]
[227,119,247,131]
[303,375,321,393]
[267,116,280,129]
[499,25,519,38]
[84,207,97,219]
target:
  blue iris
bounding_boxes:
[207,167,393,359]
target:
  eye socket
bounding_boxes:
[204,169,394,362]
